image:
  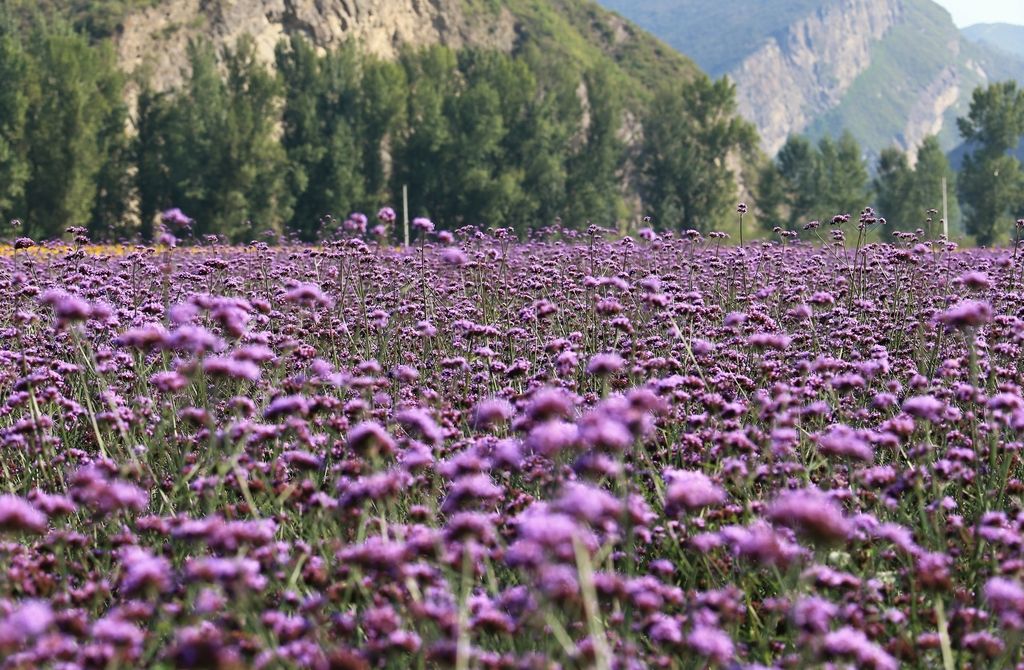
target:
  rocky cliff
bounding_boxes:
[728,0,901,154]
[599,0,1024,158]
[112,0,697,98]
[116,0,516,92]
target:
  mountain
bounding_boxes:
[598,0,1024,158]
[963,23,1024,60]
[23,0,699,99]
[5,0,763,238]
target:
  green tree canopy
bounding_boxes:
[758,132,870,233]
[874,136,960,236]
[641,75,756,232]
[136,37,289,243]
[957,82,1024,245]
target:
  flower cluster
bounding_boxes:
[0,229,1023,667]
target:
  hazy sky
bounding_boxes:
[936,0,1024,27]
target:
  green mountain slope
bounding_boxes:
[598,0,1024,158]
[3,0,745,238]
[963,23,1024,60]
[596,0,826,76]
[9,0,700,103]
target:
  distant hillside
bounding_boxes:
[948,139,1024,171]
[12,0,699,101]
[963,23,1024,60]
[591,0,825,77]
[599,0,1024,158]
[4,0,759,239]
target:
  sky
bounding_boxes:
[936,0,1024,27]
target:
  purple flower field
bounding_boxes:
[3,225,1024,669]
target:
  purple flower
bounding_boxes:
[526,387,574,422]
[817,424,873,462]
[747,332,792,350]
[936,299,992,329]
[902,395,944,422]
[663,469,726,513]
[120,547,173,596]
[0,495,47,534]
[70,466,148,515]
[263,395,309,419]
[651,618,684,647]
[472,398,513,430]
[162,207,194,227]
[0,601,53,648]
[283,283,334,308]
[553,482,622,526]
[412,217,434,233]
[768,489,851,544]
[40,289,92,327]
[960,271,991,289]
[822,627,897,670]
[525,420,579,457]
[687,625,733,665]
[441,474,503,514]
[792,596,838,634]
[377,207,397,224]
[347,421,396,456]
[986,577,1024,628]
[441,248,468,266]
[203,356,261,382]
[586,352,625,376]
[396,408,444,446]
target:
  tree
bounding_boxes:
[217,36,290,241]
[764,133,869,233]
[957,81,1024,245]
[357,56,407,206]
[775,135,823,228]
[0,31,30,225]
[565,67,625,229]
[393,46,460,228]
[641,75,756,232]
[138,38,290,243]
[754,160,788,232]
[873,147,913,229]
[817,132,868,218]
[88,61,133,239]
[21,26,127,238]
[914,137,960,235]
[277,37,367,240]
[135,85,171,242]
[875,136,960,235]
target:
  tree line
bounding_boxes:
[0,13,1022,244]
[757,82,1024,245]
[0,16,756,243]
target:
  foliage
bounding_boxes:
[3,236,1024,666]
[0,30,30,221]
[956,81,1024,245]
[641,75,757,232]
[6,0,161,40]
[17,24,127,239]
[758,132,870,231]
[874,136,960,234]
[135,38,290,243]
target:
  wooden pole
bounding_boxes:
[402,185,410,247]
[942,177,949,239]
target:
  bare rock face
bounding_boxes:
[900,64,960,160]
[729,0,902,154]
[116,0,518,91]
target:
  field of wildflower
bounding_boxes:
[4,216,1024,669]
